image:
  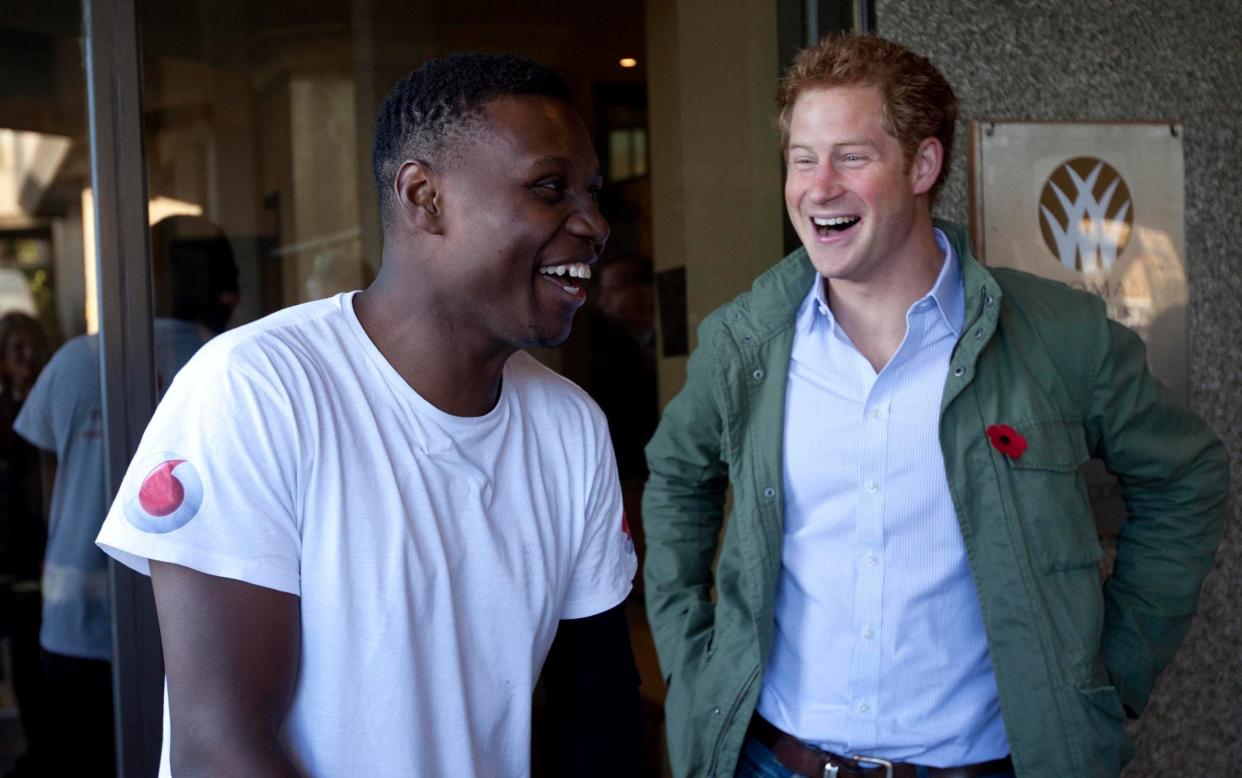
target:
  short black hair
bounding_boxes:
[371,52,572,226]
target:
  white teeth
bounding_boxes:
[812,216,859,226]
[540,262,592,280]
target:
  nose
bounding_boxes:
[569,195,610,254]
[808,162,842,203]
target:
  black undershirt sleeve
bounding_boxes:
[541,602,644,777]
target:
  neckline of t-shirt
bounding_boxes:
[335,290,512,429]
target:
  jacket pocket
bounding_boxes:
[663,599,719,778]
[664,599,717,694]
[1000,417,1101,571]
[1074,683,1134,771]
[1076,683,1125,721]
[1006,417,1089,472]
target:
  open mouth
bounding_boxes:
[538,261,593,296]
[812,215,860,237]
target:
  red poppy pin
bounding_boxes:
[986,424,1027,459]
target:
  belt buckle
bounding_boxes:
[851,754,894,778]
[822,762,839,778]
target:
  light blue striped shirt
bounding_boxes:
[756,229,1010,765]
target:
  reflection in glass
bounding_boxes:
[0,2,104,773]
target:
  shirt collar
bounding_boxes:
[925,227,965,337]
[799,227,965,337]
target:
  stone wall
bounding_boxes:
[877,1,1240,772]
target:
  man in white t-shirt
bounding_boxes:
[96,53,640,777]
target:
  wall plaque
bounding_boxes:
[968,121,1187,534]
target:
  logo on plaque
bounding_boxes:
[1038,156,1134,273]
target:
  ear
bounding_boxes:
[393,160,443,235]
[909,137,944,196]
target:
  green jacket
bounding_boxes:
[642,221,1229,778]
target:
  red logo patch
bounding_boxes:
[138,459,187,516]
[124,453,203,534]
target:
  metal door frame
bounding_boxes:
[83,0,163,773]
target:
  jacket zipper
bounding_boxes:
[707,664,762,775]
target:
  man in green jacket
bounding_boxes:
[643,34,1228,778]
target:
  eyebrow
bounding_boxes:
[523,156,603,181]
[529,155,570,169]
[788,140,879,152]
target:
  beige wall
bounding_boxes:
[645,0,785,407]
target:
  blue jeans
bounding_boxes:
[735,735,1016,778]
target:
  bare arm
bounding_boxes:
[150,560,302,777]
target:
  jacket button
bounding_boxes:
[729,311,739,320]
[953,366,965,377]
[753,369,764,381]
[712,707,722,716]
[764,487,776,498]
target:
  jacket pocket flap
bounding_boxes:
[1005,418,1090,473]
[1076,683,1126,722]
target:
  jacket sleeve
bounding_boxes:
[1086,315,1230,717]
[642,320,731,683]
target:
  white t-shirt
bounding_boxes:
[97,292,636,777]
[15,319,209,660]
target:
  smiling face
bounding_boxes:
[784,84,938,288]
[433,95,608,350]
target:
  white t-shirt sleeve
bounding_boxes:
[558,406,637,620]
[96,342,302,596]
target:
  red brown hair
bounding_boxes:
[777,34,958,196]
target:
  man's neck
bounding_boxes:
[826,224,944,373]
[353,265,513,418]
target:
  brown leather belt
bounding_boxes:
[748,715,1014,778]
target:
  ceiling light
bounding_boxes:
[619,58,638,68]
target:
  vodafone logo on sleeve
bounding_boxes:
[620,512,634,556]
[123,452,204,533]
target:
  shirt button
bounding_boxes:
[869,408,882,420]
[862,627,874,640]
[864,552,878,566]
[865,479,878,494]
[858,703,870,713]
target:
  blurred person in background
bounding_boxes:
[14,216,238,776]
[0,312,48,778]
[589,256,657,480]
